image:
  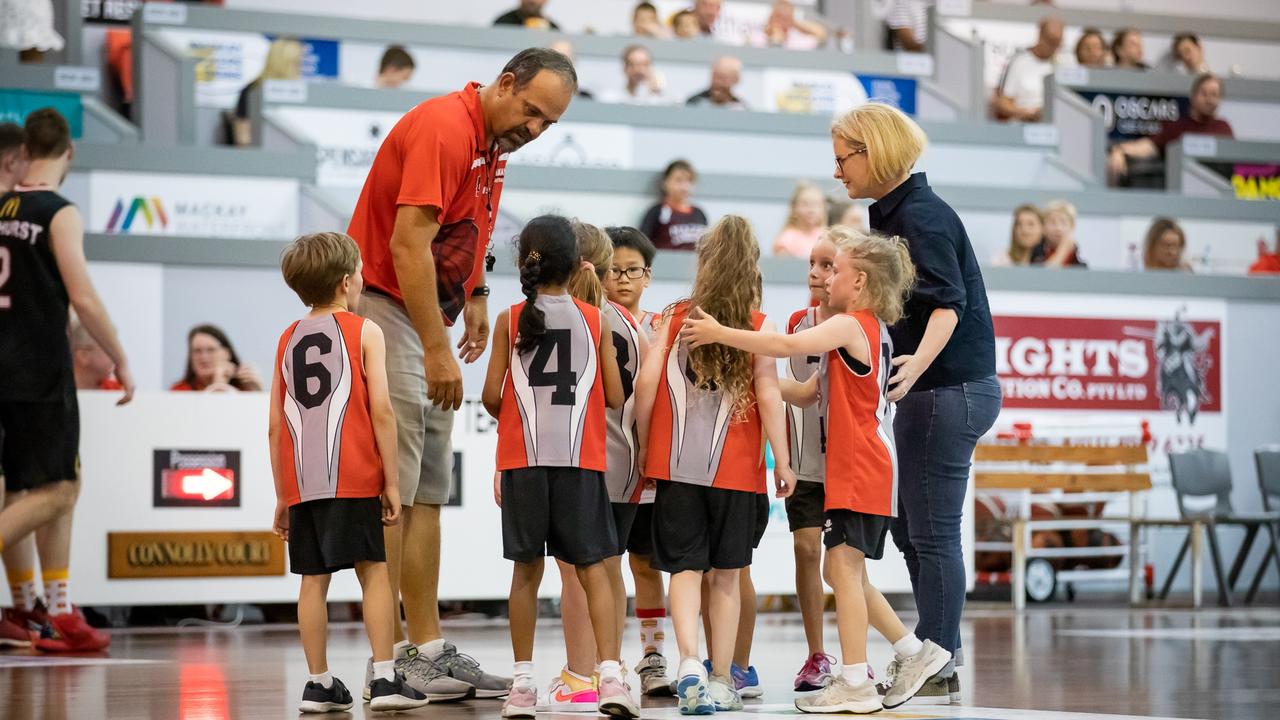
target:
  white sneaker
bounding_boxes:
[883,640,952,709]
[501,685,538,718]
[598,676,640,718]
[795,675,883,714]
[707,675,743,712]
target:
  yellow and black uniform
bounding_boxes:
[0,186,78,491]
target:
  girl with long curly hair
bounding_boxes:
[634,215,795,714]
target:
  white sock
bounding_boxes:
[842,663,868,684]
[420,638,448,659]
[677,656,707,680]
[513,661,535,689]
[893,634,924,660]
[373,660,396,682]
[309,671,333,688]
[598,660,623,682]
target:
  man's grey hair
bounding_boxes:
[502,47,578,93]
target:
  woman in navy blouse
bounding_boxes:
[830,103,1002,695]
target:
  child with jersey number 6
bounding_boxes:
[680,229,952,714]
[269,232,428,713]
[634,215,796,715]
[481,215,637,719]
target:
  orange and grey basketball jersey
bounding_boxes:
[274,312,383,507]
[643,301,767,494]
[634,309,660,503]
[497,294,607,472]
[603,302,644,503]
[819,309,898,517]
[786,307,825,484]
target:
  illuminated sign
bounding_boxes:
[153,449,241,507]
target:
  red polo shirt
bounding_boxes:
[347,82,507,325]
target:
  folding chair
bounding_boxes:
[1158,450,1280,606]
[1247,447,1280,603]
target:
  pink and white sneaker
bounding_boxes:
[501,684,538,718]
[597,676,640,718]
[544,668,598,712]
[794,652,836,692]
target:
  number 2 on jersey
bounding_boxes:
[0,247,11,309]
[529,329,577,406]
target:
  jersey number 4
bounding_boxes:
[529,329,578,406]
[292,333,333,409]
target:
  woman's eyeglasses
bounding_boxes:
[607,267,652,280]
[834,144,868,171]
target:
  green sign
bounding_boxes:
[0,89,84,138]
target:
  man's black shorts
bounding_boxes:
[651,481,759,573]
[626,502,656,556]
[288,497,385,575]
[785,481,826,532]
[822,509,891,560]
[0,386,79,493]
[501,467,617,567]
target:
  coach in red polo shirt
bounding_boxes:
[347,47,577,699]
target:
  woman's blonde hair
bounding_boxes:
[1008,203,1043,265]
[1043,199,1077,227]
[259,38,304,82]
[783,180,825,231]
[671,215,760,418]
[568,220,613,307]
[1143,216,1186,269]
[831,102,928,187]
[831,228,916,325]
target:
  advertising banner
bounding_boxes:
[1076,90,1189,142]
[0,89,83,138]
[1227,163,1280,201]
[157,29,340,108]
[762,68,870,116]
[87,171,299,238]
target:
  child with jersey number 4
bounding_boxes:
[681,229,952,714]
[481,215,638,719]
[269,232,428,714]
[634,215,797,715]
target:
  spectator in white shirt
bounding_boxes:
[992,16,1063,123]
[757,0,828,50]
[886,0,929,53]
[601,45,668,105]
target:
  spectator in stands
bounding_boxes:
[886,0,928,53]
[1143,217,1193,272]
[375,45,416,89]
[70,316,123,390]
[0,123,29,192]
[827,199,868,232]
[1107,74,1232,183]
[992,16,1064,123]
[601,45,668,105]
[549,40,595,98]
[1248,229,1280,275]
[772,181,827,257]
[640,159,709,251]
[758,0,828,50]
[1111,28,1148,70]
[171,324,263,392]
[225,37,303,147]
[1033,200,1086,267]
[633,2,671,39]
[493,0,560,29]
[673,10,702,39]
[993,203,1044,267]
[0,0,64,62]
[687,56,747,109]
[1075,27,1108,68]
[1170,33,1210,75]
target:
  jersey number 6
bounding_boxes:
[292,333,333,409]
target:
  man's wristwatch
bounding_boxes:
[470,285,491,298]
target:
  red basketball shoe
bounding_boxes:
[0,609,33,648]
[36,607,110,653]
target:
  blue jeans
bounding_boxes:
[890,375,1001,663]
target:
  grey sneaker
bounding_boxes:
[875,658,899,696]
[362,651,474,703]
[707,675,743,712]
[883,640,952,709]
[795,675,882,714]
[432,641,512,699]
[901,673,951,705]
[635,652,674,697]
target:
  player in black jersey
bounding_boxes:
[0,108,133,653]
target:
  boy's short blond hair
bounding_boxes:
[831,102,928,187]
[281,232,361,306]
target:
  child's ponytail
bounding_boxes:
[567,221,613,307]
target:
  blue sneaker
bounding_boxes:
[677,674,715,716]
[732,663,763,699]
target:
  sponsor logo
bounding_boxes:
[0,196,18,218]
[106,196,167,233]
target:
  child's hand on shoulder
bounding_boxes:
[272,500,289,541]
[679,306,723,348]
[381,489,402,526]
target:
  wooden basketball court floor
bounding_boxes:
[2,605,1277,719]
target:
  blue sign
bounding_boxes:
[266,35,340,81]
[1076,90,1189,142]
[857,74,918,116]
[0,89,84,138]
